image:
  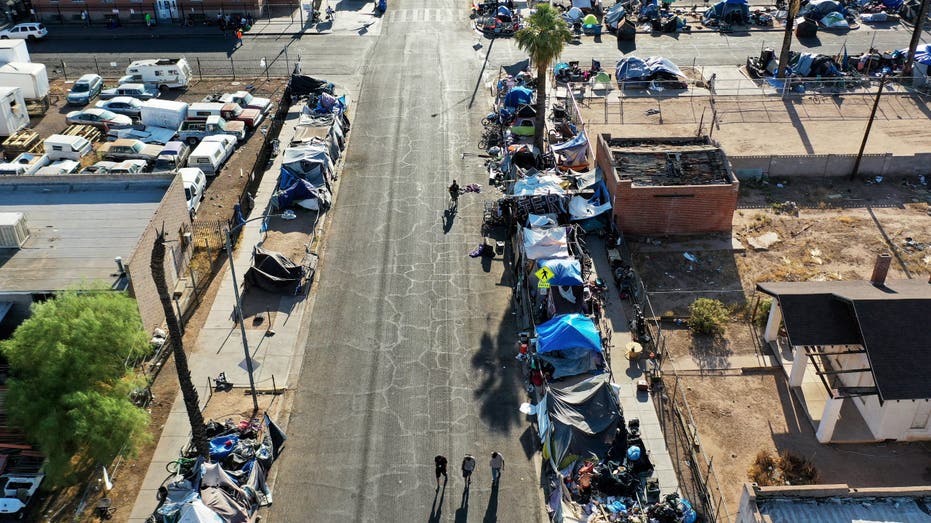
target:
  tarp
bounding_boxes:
[800,0,843,19]
[497,5,512,18]
[177,500,224,523]
[289,75,332,97]
[538,258,584,286]
[503,86,533,108]
[245,247,305,294]
[569,195,612,220]
[200,463,251,523]
[523,227,569,260]
[615,56,686,84]
[550,132,589,167]
[244,461,272,507]
[209,435,239,460]
[274,178,331,211]
[604,3,626,29]
[536,313,601,354]
[572,0,592,8]
[819,11,848,27]
[898,44,931,66]
[543,374,622,460]
[513,172,566,196]
[564,6,584,22]
[549,285,586,315]
[265,413,288,460]
[282,145,333,188]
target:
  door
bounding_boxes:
[157,0,178,22]
[910,404,931,431]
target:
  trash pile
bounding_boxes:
[151,415,287,523]
[475,3,521,37]
[746,48,856,88]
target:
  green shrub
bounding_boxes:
[688,298,729,335]
[755,298,773,328]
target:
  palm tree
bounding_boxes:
[150,229,209,460]
[777,0,801,78]
[515,5,573,149]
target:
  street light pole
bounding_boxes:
[850,74,888,181]
[224,213,282,413]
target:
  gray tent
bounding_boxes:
[537,374,622,467]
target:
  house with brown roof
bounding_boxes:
[757,254,931,443]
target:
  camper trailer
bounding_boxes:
[0,62,49,102]
[0,87,28,137]
[0,40,29,66]
[123,58,193,91]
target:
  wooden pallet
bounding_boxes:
[1,129,41,160]
[61,124,103,143]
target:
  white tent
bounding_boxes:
[523,227,569,260]
[513,172,566,196]
[177,500,224,523]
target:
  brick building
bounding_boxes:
[595,135,739,236]
[0,174,193,335]
[32,0,289,26]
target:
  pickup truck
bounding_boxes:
[98,138,164,163]
[178,116,246,145]
[221,103,263,129]
[0,152,49,175]
[220,90,273,114]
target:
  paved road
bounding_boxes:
[265,1,545,522]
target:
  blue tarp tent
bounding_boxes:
[274,179,331,211]
[550,132,589,167]
[536,314,602,354]
[604,2,627,30]
[704,0,750,24]
[497,5,513,18]
[799,0,844,20]
[503,86,533,108]
[538,258,584,286]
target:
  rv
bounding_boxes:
[123,58,193,91]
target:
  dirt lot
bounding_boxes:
[667,372,931,518]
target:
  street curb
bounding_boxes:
[44,31,331,40]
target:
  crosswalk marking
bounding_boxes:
[385,8,459,23]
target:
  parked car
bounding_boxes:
[221,103,263,129]
[79,160,117,174]
[0,23,48,40]
[180,167,206,215]
[178,116,245,145]
[220,90,273,114]
[152,141,191,171]
[0,152,49,176]
[97,138,163,163]
[66,74,104,106]
[65,108,133,130]
[109,159,149,174]
[95,97,144,118]
[99,83,159,101]
[0,474,44,518]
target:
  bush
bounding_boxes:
[688,298,729,335]
[747,449,819,486]
[748,450,778,486]
[754,298,773,328]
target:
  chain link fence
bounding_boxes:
[47,54,299,82]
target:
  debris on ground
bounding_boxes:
[771,201,799,216]
[748,232,780,251]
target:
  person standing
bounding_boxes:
[326,5,334,21]
[490,452,504,484]
[434,455,448,490]
[461,455,476,487]
[235,28,243,48]
[144,12,152,28]
[81,9,89,26]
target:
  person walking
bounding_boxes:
[144,12,152,29]
[490,452,504,484]
[461,455,476,487]
[235,28,243,48]
[81,9,89,26]
[434,455,448,490]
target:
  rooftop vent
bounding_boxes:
[0,212,28,249]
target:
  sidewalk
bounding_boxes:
[127,105,313,522]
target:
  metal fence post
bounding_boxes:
[230,57,236,80]
[94,56,100,76]
[197,57,203,81]
[60,58,67,81]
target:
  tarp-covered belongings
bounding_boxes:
[564,6,584,22]
[536,313,602,354]
[572,0,592,9]
[550,132,589,168]
[273,178,331,211]
[288,75,333,97]
[800,0,845,19]
[245,247,305,294]
[703,0,750,25]
[549,285,585,315]
[538,374,622,463]
[177,499,224,523]
[200,463,251,523]
[503,85,534,108]
[513,172,566,196]
[615,56,688,88]
[790,52,842,76]
[281,145,333,188]
[604,2,627,30]
[538,258,584,286]
[523,227,570,260]
[569,195,612,220]
[819,10,849,26]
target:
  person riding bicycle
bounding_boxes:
[326,5,335,21]
[448,180,461,202]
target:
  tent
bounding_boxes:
[800,0,844,20]
[537,373,622,465]
[176,500,224,523]
[273,178,331,211]
[550,132,589,168]
[281,145,333,188]
[523,227,569,260]
[245,248,305,294]
[604,3,627,31]
[563,6,584,22]
[538,258,584,286]
[503,85,533,108]
[513,172,566,196]
[615,56,687,88]
[572,0,592,8]
[703,0,750,25]
[536,313,601,354]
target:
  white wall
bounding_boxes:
[874,400,931,441]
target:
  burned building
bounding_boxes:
[595,135,738,235]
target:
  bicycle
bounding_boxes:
[165,456,197,475]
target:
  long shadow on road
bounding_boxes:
[483,482,500,523]
[472,306,523,432]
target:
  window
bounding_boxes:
[154,70,162,76]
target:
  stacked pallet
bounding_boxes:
[61,124,103,143]
[1,128,40,160]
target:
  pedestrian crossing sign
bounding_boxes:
[535,266,554,288]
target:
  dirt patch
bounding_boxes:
[668,372,931,518]
[663,320,761,371]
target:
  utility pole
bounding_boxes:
[777,0,802,78]
[851,75,888,181]
[903,0,931,78]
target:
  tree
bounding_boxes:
[515,4,573,149]
[903,0,931,78]
[776,0,801,79]
[151,229,209,460]
[688,298,729,336]
[0,290,151,485]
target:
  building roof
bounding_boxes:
[744,484,931,523]
[601,136,733,186]
[757,279,931,401]
[0,179,170,294]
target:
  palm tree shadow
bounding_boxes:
[482,482,499,522]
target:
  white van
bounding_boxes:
[123,58,193,91]
[44,135,93,161]
[188,134,235,176]
[180,167,206,215]
[187,102,224,121]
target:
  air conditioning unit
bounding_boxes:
[0,212,29,249]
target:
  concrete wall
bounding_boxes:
[737,483,931,523]
[729,153,931,178]
[125,173,193,334]
[876,399,931,441]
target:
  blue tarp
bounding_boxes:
[281,164,327,190]
[881,0,904,9]
[539,258,584,286]
[503,85,533,108]
[536,313,602,354]
[497,5,512,18]
[615,56,685,82]
[604,2,627,29]
[899,44,931,66]
[704,0,750,23]
[209,435,240,460]
[275,179,330,210]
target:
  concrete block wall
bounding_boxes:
[729,153,931,178]
[126,173,193,334]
